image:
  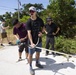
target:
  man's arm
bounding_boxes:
[38,18,45,37]
[20,36,27,41]
[28,30,33,44]
[43,27,48,34]
[14,34,19,40]
[38,26,46,37]
[52,27,60,35]
[14,34,28,42]
[1,25,9,30]
[55,27,60,34]
[27,30,36,48]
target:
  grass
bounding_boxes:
[6,28,16,43]
[0,28,16,49]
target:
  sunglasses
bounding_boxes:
[47,20,52,22]
[29,10,35,13]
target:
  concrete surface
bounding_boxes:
[0,45,76,75]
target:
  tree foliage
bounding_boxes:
[0,1,76,38]
[47,0,76,38]
[0,3,44,27]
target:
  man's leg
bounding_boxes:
[6,36,12,45]
[18,52,22,60]
[25,52,28,59]
[25,43,29,59]
[6,36,10,43]
[35,52,43,68]
[3,32,10,44]
[36,52,40,64]
[24,44,29,63]
[28,54,33,69]
[50,37,55,55]
[18,44,24,61]
[50,37,55,50]
[5,33,13,45]
[35,43,43,68]
[1,33,4,46]
[46,37,50,55]
[0,38,4,46]
[28,48,35,75]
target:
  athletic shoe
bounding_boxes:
[8,42,13,45]
[52,52,55,55]
[45,53,48,56]
[25,58,28,64]
[52,52,56,57]
[45,51,49,56]
[1,44,4,46]
[36,63,43,68]
[30,68,35,75]
[18,58,22,61]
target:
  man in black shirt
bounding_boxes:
[45,17,60,56]
[26,6,45,75]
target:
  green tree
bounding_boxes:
[47,0,76,38]
[20,15,30,23]
[2,12,12,27]
[4,12,11,19]
[22,3,44,16]
[0,15,3,21]
[17,3,44,23]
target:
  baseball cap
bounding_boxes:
[46,17,52,21]
[29,6,36,12]
[12,19,19,26]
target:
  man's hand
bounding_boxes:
[52,32,56,35]
[16,40,21,45]
[20,38,25,41]
[6,25,9,29]
[45,32,48,34]
[38,32,42,37]
[20,36,27,41]
[30,43,36,48]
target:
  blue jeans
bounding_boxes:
[28,42,42,55]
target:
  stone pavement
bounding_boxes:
[0,45,76,75]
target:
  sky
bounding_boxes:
[0,0,49,15]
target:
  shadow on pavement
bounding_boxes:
[34,57,75,75]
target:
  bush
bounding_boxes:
[55,36,76,54]
[42,35,76,54]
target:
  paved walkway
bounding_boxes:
[0,45,76,75]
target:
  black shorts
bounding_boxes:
[1,32,7,38]
[18,41,28,53]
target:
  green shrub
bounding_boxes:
[55,36,76,54]
[42,35,76,54]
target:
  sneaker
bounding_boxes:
[18,58,22,61]
[45,51,49,56]
[56,53,62,56]
[1,44,4,46]
[52,52,56,57]
[52,52,54,55]
[45,53,48,56]
[30,69,35,75]
[8,42,13,45]
[36,63,43,68]
[25,58,28,64]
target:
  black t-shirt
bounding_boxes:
[26,17,44,44]
[45,23,58,37]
